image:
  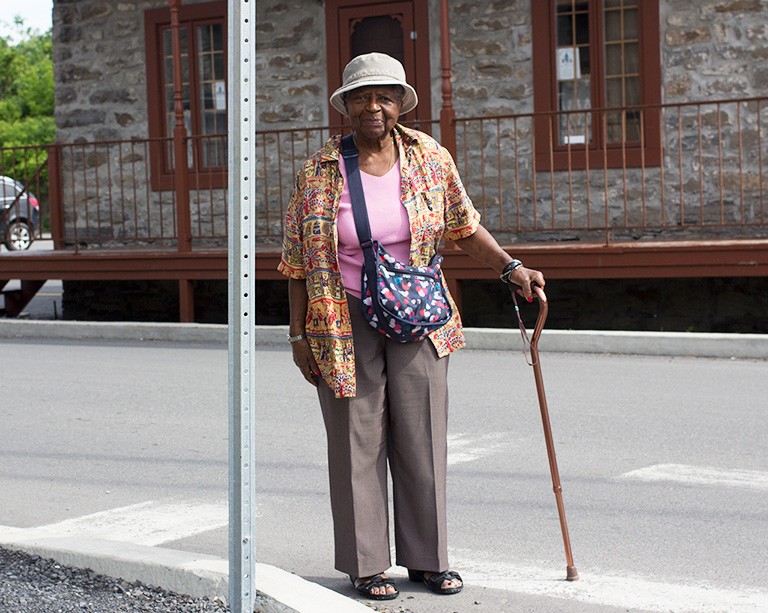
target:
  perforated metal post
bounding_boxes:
[227,1,257,611]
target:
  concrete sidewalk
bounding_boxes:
[0,319,765,613]
[2,319,767,359]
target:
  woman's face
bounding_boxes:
[344,85,404,142]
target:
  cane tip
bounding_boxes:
[566,566,579,581]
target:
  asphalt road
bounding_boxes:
[1,338,767,612]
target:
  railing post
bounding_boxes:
[47,144,65,250]
[439,0,460,253]
[439,0,457,159]
[170,0,194,321]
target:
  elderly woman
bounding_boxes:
[279,52,545,601]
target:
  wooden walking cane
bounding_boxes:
[513,284,579,581]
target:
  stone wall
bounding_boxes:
[54,0,768,139]
[662,0,768,102]
[441,0,534,117]
[50,1,768,322]
[53,0,225,246]
[253,0,767,245]
[56,0,158,143]
[254,1,768,122]
[254,0,535,129]
[255,1,328,129]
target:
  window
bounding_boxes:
[145,1,227,190]
[532,0,661,170]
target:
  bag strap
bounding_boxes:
[340,134,374,251]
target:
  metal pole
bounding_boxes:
[228,0,256,610]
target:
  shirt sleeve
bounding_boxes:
[277,171,307,279]
[439,145,481,241]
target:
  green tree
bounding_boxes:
[0,22,55,148]
[0,20,55,229]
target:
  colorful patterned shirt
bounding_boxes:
[278,124,481,398]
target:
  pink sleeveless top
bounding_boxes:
[337,157,411,298]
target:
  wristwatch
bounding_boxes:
[287,333,305,343]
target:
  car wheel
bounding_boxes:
[4,220,34,251]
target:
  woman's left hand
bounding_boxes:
[506,265,546,302]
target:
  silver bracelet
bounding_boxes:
[499,259,523,283]
[287,333,305,343]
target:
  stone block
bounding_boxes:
[59,64,103,83]
[115,113,135,127]
[89,89,139,105]
[665,27,712,46]
[59,109,108,128]
[665,76,693,98]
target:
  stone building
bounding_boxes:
[42,0,768,329]
[252,0,767,244]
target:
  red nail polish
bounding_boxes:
[527,296,533,303]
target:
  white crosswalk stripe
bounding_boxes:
[449,549,768,612]
[0,500,228,546]
[617,463,768,491]
[447,432,508,465]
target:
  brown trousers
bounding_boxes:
[317,294,450,578]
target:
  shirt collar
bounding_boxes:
[320,124,414,163]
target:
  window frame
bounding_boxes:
[145,0,228,191]
[531,0,661,171]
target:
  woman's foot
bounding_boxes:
[350,573,399,600]
[408,568,463,595]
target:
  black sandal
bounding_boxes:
[350,573,399,600]
[408,569,463,595]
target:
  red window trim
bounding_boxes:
[531,0,662,171]
[144,0,227,191]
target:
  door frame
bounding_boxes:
[325,0,432,128]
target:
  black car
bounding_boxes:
[1,175,40,250]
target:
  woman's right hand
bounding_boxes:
[287,279,320,387]
[291,337,321,387]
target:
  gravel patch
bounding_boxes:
[0,547,230,612]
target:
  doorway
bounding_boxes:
[325,0,432,127]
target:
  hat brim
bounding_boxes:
[330,79,418,117]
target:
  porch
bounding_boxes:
[2,96,767,321]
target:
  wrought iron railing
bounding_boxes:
[1,96,765,255]
[454,96,767,244]
[48,135,228,251]
[254,97,767,246]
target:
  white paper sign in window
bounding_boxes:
[215,80,227,111]
[557,47,581,81]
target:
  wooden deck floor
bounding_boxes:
[4,240,767,281]
[3,239,767,319]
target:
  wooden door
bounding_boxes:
[326,0,432,128]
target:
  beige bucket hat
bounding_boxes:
[329,52,418,117]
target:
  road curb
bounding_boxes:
[256,325,768,360]
[0,534,370,613]
[0,320,228,343]
[1,320,766,359]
